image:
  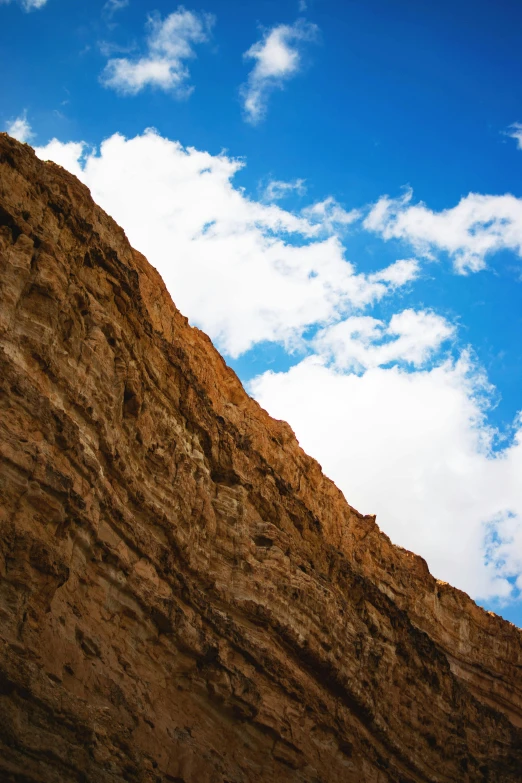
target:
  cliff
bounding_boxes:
[0,132,521,782]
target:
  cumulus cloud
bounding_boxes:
[313,309,454,371]
[0,0,48,9]
[5,112,33,143]
[507,122,522,150]
[101,7,214,96]
[34,129,414,358]
[364,189,522,274]
[251,343,522,602]
[364,191,522,274]
[241,19,319,124]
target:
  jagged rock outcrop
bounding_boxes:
[0,133,521,783]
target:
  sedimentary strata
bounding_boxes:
[0,133,521,782]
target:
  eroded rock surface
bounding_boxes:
[0,133,521,782]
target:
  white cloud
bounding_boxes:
[241,20,319,124]
[368,257,419,287]
[250,346,522,602]
[365,189,522,274]
[101,7,214,96]
[313,308,454,371]
[0,0,48,9]
[301,196,360,232]
[5,112,34,143]
[264,185,364,236]
[34,129,414,358]
[263,178,306,201]
[507,122,522,150]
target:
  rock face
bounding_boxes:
[0,133,521,783]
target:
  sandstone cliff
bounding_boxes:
[0,133,521,782]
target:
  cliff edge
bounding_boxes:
[0,133,521,782]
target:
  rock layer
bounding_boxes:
[0,133,521,782]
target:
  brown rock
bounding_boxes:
[0,132,521,782]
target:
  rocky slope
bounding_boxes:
[0,132,521,782]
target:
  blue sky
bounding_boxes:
[2,0,522,626]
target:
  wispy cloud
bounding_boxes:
[98,39,137,58]
[301,196,360,232]
[5,112,33,143]
[263,178,306,201]
[101,6,214,96]
[506,122,522,150]
[241,19,319,124]
[0,0,48,10]
[103,0,128,19]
